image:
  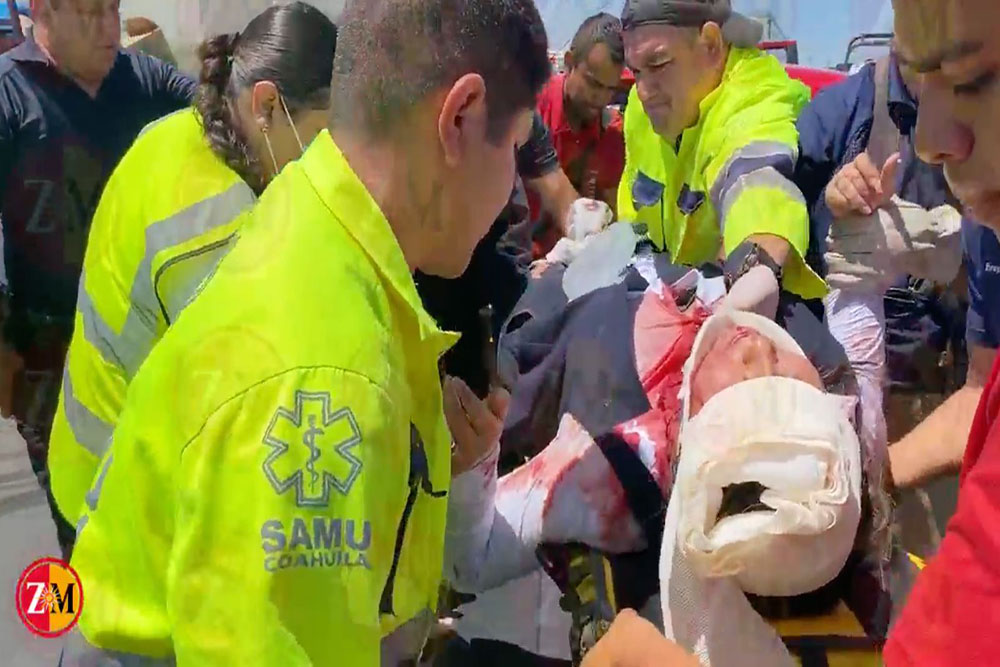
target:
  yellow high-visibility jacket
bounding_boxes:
[618,47,826,299]
[69,131,457,665]
[49,108,255,523]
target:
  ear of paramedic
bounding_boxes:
[196,1,337,195]
[30,0,120,96]
[895,0,1000,229]
[623,20,726,144]
[563,13,625,128]
[328,0,548,280]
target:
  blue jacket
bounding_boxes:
[793,56,957,274]
[962,220,1000,349]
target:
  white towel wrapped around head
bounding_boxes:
[660,311,863,666]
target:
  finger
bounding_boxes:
[486,388,511,422]
[845,167,875,206]
[452,377,501,437]
[825,182,851,218]
[855,153,882,193]
[835,177,871,215]
[442,378,477,445]
[880,152,901,203]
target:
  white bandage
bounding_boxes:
[566,198,614,241]
[662,311,862,666]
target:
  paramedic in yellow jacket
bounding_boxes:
[617,0,826,316]
[48,3,337,530]
[64,0,551,664]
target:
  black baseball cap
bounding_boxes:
[621,0,764,48]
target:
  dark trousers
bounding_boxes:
[10,336,76,559]
[433,637,570,667]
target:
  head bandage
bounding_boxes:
[660,311,862,665]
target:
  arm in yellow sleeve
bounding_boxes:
[168,367,410,666]
[706,107,825,299]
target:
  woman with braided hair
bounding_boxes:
[47,2,336,537]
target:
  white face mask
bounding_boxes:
[262,94,305,178]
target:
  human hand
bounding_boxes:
[567,198,614,241]
[582,610,699,667]
[825,152,900,218]
[443,376,509,476]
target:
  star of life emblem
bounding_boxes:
[263,391,363,507]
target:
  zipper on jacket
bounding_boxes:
[152,233,237,324]
[379,424,447,616]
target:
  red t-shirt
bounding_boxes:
[885,353,1000,665]
[533,73,625,206]
[530,73,626,257]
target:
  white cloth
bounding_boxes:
[825,197,962,291]
[455,570,572,660]
[825,288,888,468]
[566,198,614,241]
[719,265,780,319]
[662,312,863,667]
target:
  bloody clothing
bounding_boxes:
[885,352,1000,665]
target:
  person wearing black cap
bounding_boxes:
[616,0,825,319]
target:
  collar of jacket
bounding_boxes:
[300,131,458,356]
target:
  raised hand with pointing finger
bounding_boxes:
[825,152,901,218]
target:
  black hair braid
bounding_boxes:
[195,33,268,194]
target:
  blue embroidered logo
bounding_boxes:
[263,391,363,507]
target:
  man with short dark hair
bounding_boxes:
[617,0,825,318]
[64,0,551,664]
[0,0,194,555]
[533,12,625,255]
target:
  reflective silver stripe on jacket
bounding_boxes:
[719,166,806,227]
[61,371,114,457]
[77,182,254,381]
[709,141,799,224]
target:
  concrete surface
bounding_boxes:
[0,418,64,665]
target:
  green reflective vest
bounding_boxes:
[49,108,255,523]
[617,47,826,299]
[69,131,457,665]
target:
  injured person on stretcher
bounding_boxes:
[442,225,894,667]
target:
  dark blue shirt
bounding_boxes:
[794,56,957,272]
[0,38,195,327]
[963,219,1000,349]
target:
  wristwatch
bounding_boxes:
[724,242,784,291]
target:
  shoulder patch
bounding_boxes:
[263,390,364,507]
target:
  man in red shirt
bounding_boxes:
[533,12,626,254]
[886,0,1000,664]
